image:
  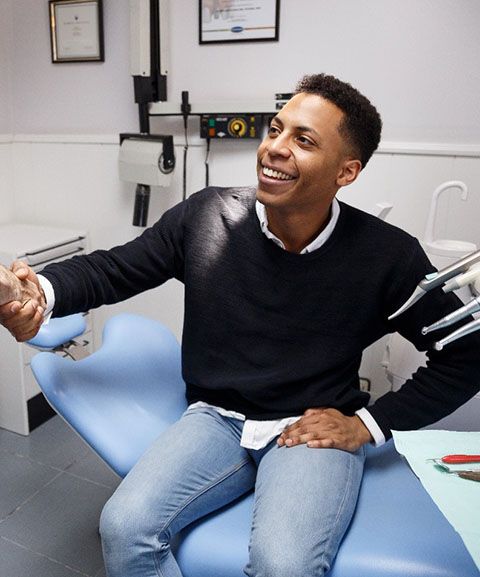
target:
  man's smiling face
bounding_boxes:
[256,93,359,214]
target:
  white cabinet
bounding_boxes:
[0,223,93,435]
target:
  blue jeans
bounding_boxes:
[100,406,365,577]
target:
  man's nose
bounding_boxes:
[267,134,291,158]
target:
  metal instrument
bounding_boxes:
[388,249,480,320]
[428,454,480,482]
[434,317,480,351]
[422,295,480,335]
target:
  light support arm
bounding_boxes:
[126,0,170,226]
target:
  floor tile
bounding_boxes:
[0,472,113,576]
[0,416,90,470]
[0,452,59,519]
[94,565,107,577]
[0,537,87,577]
[66,449,121,489]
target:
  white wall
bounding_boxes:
[169,0,480,144]
[0,0,14,223]
[339,153,480,248]
[0,139,14,225]
[10,0,480,143]
[11,0,137,134]
[4,0,480,396]
[0,0,13,134]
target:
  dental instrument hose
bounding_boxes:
[205,137,211,187]
[181,91,191,201]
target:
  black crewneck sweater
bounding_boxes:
[41,187,480,439]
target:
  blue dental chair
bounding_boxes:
[30,313,478,577]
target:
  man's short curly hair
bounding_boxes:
[295,74,382,168]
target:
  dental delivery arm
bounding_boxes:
[392,252,480,350]
[388,248,480,320]
[366,240,480,437]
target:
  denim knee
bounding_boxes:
[246,542,329,577]
[99,489,168,549]
[100,493,134,547]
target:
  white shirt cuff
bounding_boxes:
[355,408,386,447]
[38,275,55,324]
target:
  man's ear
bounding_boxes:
[337,159,362,188]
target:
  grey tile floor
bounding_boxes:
[0,416,121,577]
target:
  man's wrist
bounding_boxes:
[37,275,55,316]
[354,415,374,446]
[355,408,386,447]
[38,284,47,309]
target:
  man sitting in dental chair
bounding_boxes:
[1,73,479,577]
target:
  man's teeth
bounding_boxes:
[262,166,295,181]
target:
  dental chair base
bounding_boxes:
[30,314,477,577]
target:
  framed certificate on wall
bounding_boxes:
[49,0,104,63]
[199,0,280,44]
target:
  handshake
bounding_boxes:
[0,261,47,342]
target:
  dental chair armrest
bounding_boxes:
[28,314,87,349]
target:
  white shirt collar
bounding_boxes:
[255,198,340,254]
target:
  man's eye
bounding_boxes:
[268,126,280,135]
[297,136,313,146]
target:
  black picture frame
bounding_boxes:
[199,0,280,44]
[49,0,104,63]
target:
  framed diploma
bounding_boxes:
[49,0,104,63]
[199,0,280,44]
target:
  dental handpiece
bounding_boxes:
[434,317,480,351]
[416,250,480,293]
[388,248,480,320]
[422,295,480,335]
[442,264,480,293]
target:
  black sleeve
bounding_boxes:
[368,241,480,439]
[40,200,187,318]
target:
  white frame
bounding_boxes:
[199,0,280,44]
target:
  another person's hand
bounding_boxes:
[0,261,46,342]
[277,407,373,452]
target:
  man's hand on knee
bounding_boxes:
[0,261,46,342]
[277,408,373,452]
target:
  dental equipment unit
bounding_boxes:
[388,249,480,320]
[389,248,480,350]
